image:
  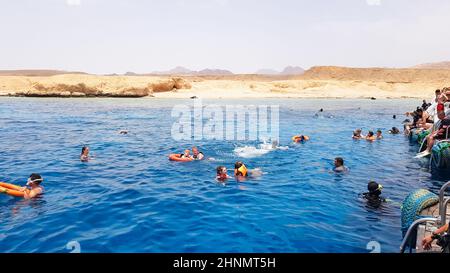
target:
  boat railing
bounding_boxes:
[400,217,440,253]
[439,181,450,224]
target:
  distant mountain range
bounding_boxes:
[412,61,450,69]
[151,66,234,76]
[255,66,305,75]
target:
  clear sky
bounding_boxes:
[1,0,449,74]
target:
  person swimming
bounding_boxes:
[333,157,348,173]
[293,135,310,143]
[352,129,364,140]
[180,149,192,159]
[234,161,263,180]
[234,161,248,177]
[388,127,400,134]
[192,146,204,160]
[119,130,128,135]
[362,181,386,207]
[17,173,44,199]
[366,131,376,141]
[216,166,230,181]
[80,146,91,162]
[376,130,383,139]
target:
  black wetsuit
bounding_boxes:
[362,192,386,208]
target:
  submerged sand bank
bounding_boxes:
[0,66,449,99]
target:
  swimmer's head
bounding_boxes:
[376,130,382,135]
[235,161,244,170]
[192,146,199,155]
[27,173,43,186]
[368,181,382,196]
[234,161,248,177]
[184,149,190,156]
[216,166,228,180]
[389,127,400,134]
[216,166,227,175]
[367,131,374,137]
[81,146,89,155]
[334,157,344,167]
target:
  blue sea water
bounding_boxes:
[0,97,447,253]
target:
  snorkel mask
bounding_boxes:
[26,177,43,187]
[369,183,383,195]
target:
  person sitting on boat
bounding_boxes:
[192,146,204,160]
[422,222,449,251]
[80,146,92,162]
[366,131,377,141]
[352,129,364,140]
[376,130,383,139]
[415,108,434,130]
[333,157,348,173]
[216,166,231,181]
[361,181,386,207]
[415,109,450,158]
[388,127,400,134]
[404,109,421,135]
[180,149,193,159]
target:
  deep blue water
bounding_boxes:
[0,98,447,253]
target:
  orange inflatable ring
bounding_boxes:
[168,154,194,162]
[0,182,24,198]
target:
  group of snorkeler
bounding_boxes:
[352,129,383,141]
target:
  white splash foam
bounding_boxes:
[234,141,288,158]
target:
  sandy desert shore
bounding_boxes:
[0,66,449,99]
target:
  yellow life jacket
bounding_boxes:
[235,164,248,177]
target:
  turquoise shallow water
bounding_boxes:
[0,98,447,253]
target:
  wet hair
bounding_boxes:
[81,146,88,155]
[235,161,244,170]
[389,127,400,134]
[335,157,344,166]
[367,131,374,137]
[29,173,43,185]
[216,166,226,174]
[377,130,382,134]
